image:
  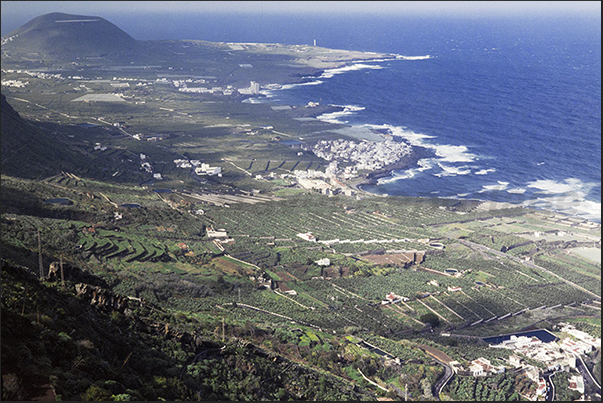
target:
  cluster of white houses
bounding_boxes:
[173,159,222,176]
[176,80,260,96]
[479,327,600,400]
[311,138,412,172]
[439,325,601,399]
[558,322,601,350]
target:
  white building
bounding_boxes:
[558,338,593,355]
[250,81,260,94]
[469,357,505,377]
[239,81,260,95]
[559,323,601,348]
[207,228,228,238]
[568,375,585,395]
[195,163,222,176]
[297,232,317,242]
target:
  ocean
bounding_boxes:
[6,12,601,222]
[225,14,601,223]
[248,14,601,223]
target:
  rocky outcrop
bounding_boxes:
[47,262,107,287]
[75,283,131,312]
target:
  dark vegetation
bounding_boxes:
[1,262,377,401]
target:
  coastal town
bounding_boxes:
[310,137,413,172]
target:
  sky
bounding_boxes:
[2,1,601,36]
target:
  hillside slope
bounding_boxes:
[1,261,376,401]
[0,94,142,181]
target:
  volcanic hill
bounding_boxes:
[1,12,141,60]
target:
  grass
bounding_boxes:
[565,317,601,327]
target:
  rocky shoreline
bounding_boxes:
[354,144,435,191]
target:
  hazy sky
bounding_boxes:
[2,1,601,17]
[2,1,600,36]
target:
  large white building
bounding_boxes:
[239,81,260,95]
[297,232,317,242]
[195,163,222,176]
[469,357,505,377]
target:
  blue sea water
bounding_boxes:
[231,14,601,222]
[10,12,599,221]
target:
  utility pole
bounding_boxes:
[60,255,65,287]
[37,229,44,280]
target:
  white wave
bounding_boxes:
[526,178,588,195]
[320,63,384,79]
[377,158,435,183]
[241,97,263,104]
[565,199,601,222]
[433,144,477,163]
[475,168,496,175]
[523,197,601,223]
[507,188,527,194]
[316,105,365,124]
[520,178,601,222]
[478,182,510,193]
[395,55,433,60]
[369,123,436,146]
[368,124,481,183]
[279,80,325,90]
[433,163,472,177]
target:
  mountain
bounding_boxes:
[0,94,141,181]
[1,12,141,60]
[1,93,87,178]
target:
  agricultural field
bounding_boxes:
[3,172,599,330]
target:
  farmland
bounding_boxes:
[2,172,599,338]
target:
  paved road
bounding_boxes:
[575,353,602,396]
[418,345,455,400]
[433,362,454,399]
[544,371,556,401]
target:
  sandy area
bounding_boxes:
[568,247,601,264]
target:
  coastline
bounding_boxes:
[351,144,434,192]
[266,55,601,225]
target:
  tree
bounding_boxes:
[420,312,440,328]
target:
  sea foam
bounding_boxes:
[522,178,601,222]
[316,105,366,124]
[319,63,384,79]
